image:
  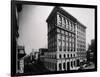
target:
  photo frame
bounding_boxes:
[11,0,97,76]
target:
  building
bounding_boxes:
[16,46,26,73]
[39,48,48,62]
[87,39,95,63]
[11,3,22,75]
[30,51,34,61]
[44,7,86,71]
[39,48,48,55]
[76,21,87,66]
[34,51,39,60]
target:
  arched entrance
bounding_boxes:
[63,62,66,71]
[59,63,62,71]
[77,59,80,66]
[67,62,70,71]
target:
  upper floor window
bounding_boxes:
[57,28,60,33]
[67,54,69,58]
[59,63,62,71]
[71,54,72,57]
[64,46,66,51]
[71,61,73,68]
[72,23,74,32]
[63,62,66,70]
[62,17,66,27]
[59,46,62,51]
[64,54,66,58]
[59,54,62,58]
[69,21,71,30]
[57,13,61,26]
[66,19,69,29]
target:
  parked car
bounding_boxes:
[83,64,88,68]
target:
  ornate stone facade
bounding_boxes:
[45,7,86,71]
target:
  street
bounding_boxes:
[24,60,50,74]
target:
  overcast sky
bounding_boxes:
[17,5,95,54]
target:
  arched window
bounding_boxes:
[59,46,62,51]
[66,19,69,29]
[67,54,69,58]
[71,54,72,57]
[69,21,71,30]
[63,62,66,70]
[71,61,73,68]
[57,28,60,33]
[74,61,76,67]
[59,63,62,71]
[57,13,62,26]
[74,54,75,57]
[64,54,66,58]
[59,54,62,58]
[62,17,65,27]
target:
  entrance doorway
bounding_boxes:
[77,59,80,66]
[67,62,70,71]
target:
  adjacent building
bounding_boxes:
[34,52,39,60]
[16,46,26,73]
[76,21,87,66]
[39,48,48,62]
[44,7,86,71]
[87,39,95,63]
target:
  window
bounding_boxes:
[60,34,62,39]
[74,61,76,66]
[64,31,66,36]
[66,42,68,48]
[71,47,73,51]
[71,22,72,31]
[71,61,73,68]
[59,63,62,71]
[66,31,68,36]
[70,43,71,48]
[71,23,73,32]
[57,34,60,40]
[74,25,75,32]
[64,18,66,28]
[66,19,69,29]
[57,13,61,26]
[71,54,72,57]
[64,54,66,58]
[59,46,62,51]
[66,36,68,42]
[69,21,71,30]
[64,36,66,41]
[67,54,69,58]
[62,17,65,27]
[64,46,66,51]
[73,23,75,32]
[68,46,69,51]
[63,63,66,70]
[57,28,60,33]
[59,54,62,58]
[62,30,64,35]
[69,33,71,37]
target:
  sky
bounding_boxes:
[17,5,95,54]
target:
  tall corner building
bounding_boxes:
[44,7,86,71]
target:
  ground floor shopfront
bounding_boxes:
[44,57,87,71]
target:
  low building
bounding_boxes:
[16,46,26,73]
[87,39,95,63]
[39,48,48,62]
[34,51,39,60]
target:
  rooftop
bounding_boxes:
[46,6,86,28]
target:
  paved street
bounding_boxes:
[24,61,50,74]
